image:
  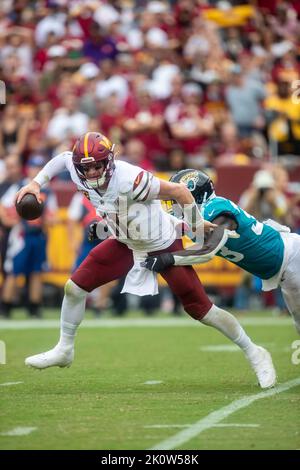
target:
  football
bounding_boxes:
[15,193,44,220]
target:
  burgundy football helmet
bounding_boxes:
[72,132,115,189]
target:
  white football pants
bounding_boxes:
[280,232,300,334]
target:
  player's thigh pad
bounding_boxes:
[71,238,134,292]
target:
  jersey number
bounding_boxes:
[219,246,244,262]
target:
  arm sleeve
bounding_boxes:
[33,152,71,187]
[172,226,239,266]
[204,198,239,221]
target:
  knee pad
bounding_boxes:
[64,279,87,300]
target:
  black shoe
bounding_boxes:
[0,302,13,318]
[27,303,42,318]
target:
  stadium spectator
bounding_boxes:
[46,94,89,146]
[225,65,266,138]
[265,79,300,156]
[0,154,23,279]
[0,102,29,159]
[121,139,154,171]
[0,155,57,318]
[239,168,289,224]
[0,0,300,318]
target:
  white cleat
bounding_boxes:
[25,345,74,370]
[249,346,277,389]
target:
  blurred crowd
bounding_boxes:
[0,0,300,173]
[1,0,300,317]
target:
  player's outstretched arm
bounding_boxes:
[142,215,239,272]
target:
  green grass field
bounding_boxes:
[0,310,299,450]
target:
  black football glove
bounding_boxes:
[141,253,175,272]
[88,220,109,242]
[88,221,98,242]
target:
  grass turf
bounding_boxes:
[0,310,299,450]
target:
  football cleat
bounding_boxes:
[25,345,74,369]
[248,346,277,389]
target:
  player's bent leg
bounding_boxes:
[25,279,86,369]
[281,280,300,335]
[201,305,276,389]
[280,234,300,335]
[25,239,133,369]
[161,251,276,388]
[282,290,300,335]
[71,238,133,292]
[161,264,212,320]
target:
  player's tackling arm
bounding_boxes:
[142,214,238,272]
[171,214,238,266]
[16,153,70,203]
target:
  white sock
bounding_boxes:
[201,304,258,359]
[57,280,87,350]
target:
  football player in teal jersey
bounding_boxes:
[143,169,300,335]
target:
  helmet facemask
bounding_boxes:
[74,145,115,190]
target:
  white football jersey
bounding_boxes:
[34,152,180,252]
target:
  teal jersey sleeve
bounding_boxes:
[200,196,284,280]
[202,197,238,222]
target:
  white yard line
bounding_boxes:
[0,381,23,387]
[200,344,277,353]
[143,381,163,385]
[213,423,260,428]
[200,345,240,352]
[145,425,193,429]
[0,427,37,436]
[149,377,300,450]
[145,423,259,429]
[0,317,293,330]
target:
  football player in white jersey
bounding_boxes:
[16,132,276,388]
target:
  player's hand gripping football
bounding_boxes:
[141,253,175,273]
[16,180,42,204]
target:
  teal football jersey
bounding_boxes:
[201,196,284,279]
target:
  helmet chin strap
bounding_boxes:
[205,191,216,203]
